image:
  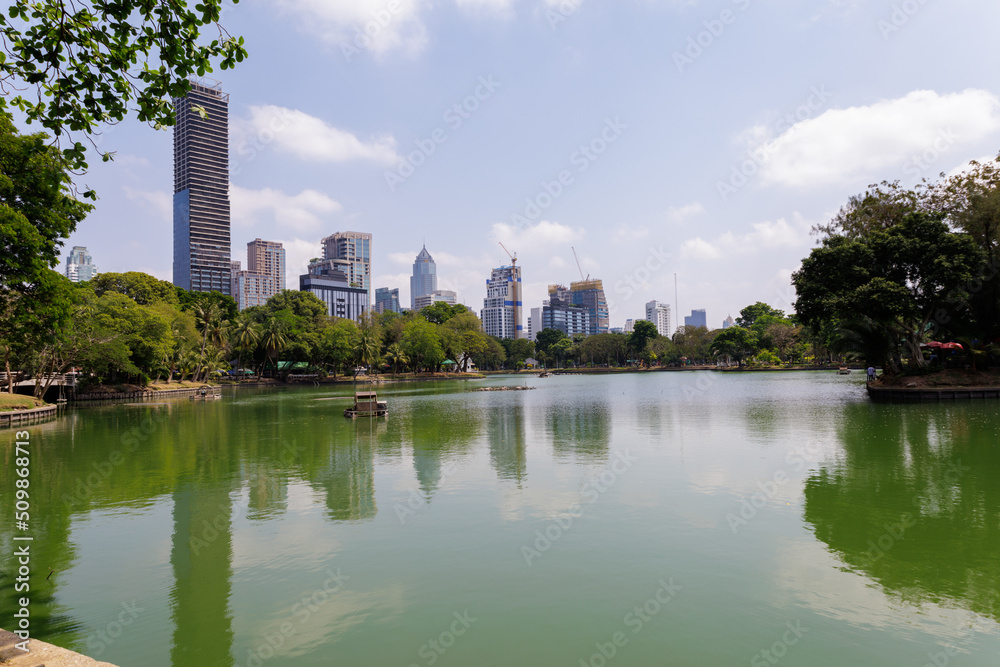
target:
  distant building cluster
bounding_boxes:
[65,246,98,282]
[160,81,730,334]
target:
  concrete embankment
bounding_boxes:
[0,628,118,666]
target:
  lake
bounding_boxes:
[2,371,999,666]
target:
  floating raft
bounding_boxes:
[345,391,388,418]
[190,385,222,400]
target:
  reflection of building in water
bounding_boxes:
[803,403,1000,624]
[412,450,444,497]
[549,402,611,462]
[316,442,376,521]
[488,405,527,483]
[170,483,235,666]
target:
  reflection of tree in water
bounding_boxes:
[312,440,377,521]
[402,396,482,497]
[549,401,611,462]
[803,403,1000,622]
[487,404,527,484]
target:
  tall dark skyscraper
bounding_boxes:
[173,80,231,295]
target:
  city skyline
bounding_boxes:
[55,3,1000,327]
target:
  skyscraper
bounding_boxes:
[645,300,672,336]
[410,245,437,310]
[173,79,231,295]
[300,261,368,322]
[482,264,523,339]
[570,280,609,336]
[684,309,707,328]
[375,287,401,314]
[321,231,372,301]
[65,246,98,282]
[540,285,589,338]
[231,239,285,310]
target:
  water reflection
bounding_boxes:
[803,402,1000,623]
[488,404,527,483]
[548,400,611,462]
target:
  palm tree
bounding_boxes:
[385,342,408,376]
[355,327,381,377]
[260,319,288,377]
[229,316,261,380]
[192,301,221,357]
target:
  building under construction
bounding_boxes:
[570,280,609,336]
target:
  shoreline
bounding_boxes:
[0,628,117,666]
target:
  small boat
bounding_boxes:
[190,385,222,400]
[538,371,550,378]
[837,367,851,375]
[344,391,388,418]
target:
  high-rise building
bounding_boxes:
[410,245,437,310]
[65,246,98,282]
[414,290,457,311]
[624,319,635,333]
[481,264,523,340]
[684,309,707,329]
[570,280,609,336]
[300,262,368,322]
[173,79,231,295]
[321,231,371,301]
[528,306,542,341]
[231,239,285,310]
[375,287,401,314]
[645,300,672,336]
[540,285,589,337]
[722,314,735,329]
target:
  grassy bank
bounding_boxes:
[0,394,44,411]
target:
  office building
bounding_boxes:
[540,285,590,337]
[722,314,735,329]
[300,261,368,322]
[375,287,401,314]
[321,231,371,300]
[410,245,437,310]
[173,79,231,295]
[231,239,285,310]
[481,264,523,340]
[528,307,543,341]
[414,290,457,311]
[645,300,672,336]
[570,280,609,336]
[624,319,635,333]
[65,246,98,282]
[684,309,707,329]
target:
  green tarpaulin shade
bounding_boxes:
[442,359,457,366]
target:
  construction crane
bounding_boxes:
[572,246,588,281]
[499,241,517,266]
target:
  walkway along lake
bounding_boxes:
[1,372,998,666]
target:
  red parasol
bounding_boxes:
[940,342,963,350]
[921,341,943,348]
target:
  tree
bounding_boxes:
[812,180,919,240]
[1,113,92,296]
[735,302,785,328]
[628,320,658,363]
[229,315,261,378]
[90,272,179,305]
[1,0,247,173]
[535,328,569,356]
[402,318,444,372]
[420,301,469,324]
[260,319,288,377]
[710,326,758,367]
[385,343,408,375]
[793,213,984,372]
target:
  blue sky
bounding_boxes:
[57,0,1000,330]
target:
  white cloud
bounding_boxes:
[681,216,811,261]
[490,219,584,250]
[457,0,517,17]
[234,105,400,165]
[665,201,705,223]
[230,185,342,234]
[758,89,1000,187]
[276,0,429,56]
[123,187,171,223]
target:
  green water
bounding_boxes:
[2,372,999,666]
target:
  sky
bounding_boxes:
[52,0,1000,331]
